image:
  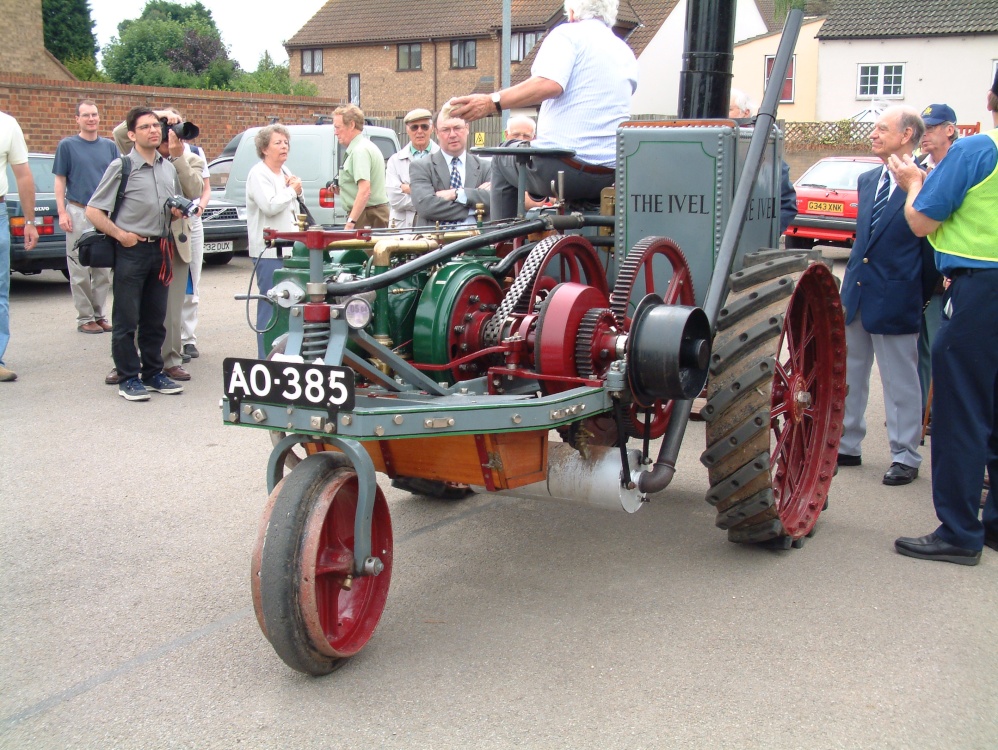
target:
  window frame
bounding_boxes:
[348,74,361,106]
[450,39,477,69]
[510,31,539,63]
[856,62,905,99]
[764,54,795,104]
[398,43,422,71]
[300,48,323,76]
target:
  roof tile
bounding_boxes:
[817,0,998,38]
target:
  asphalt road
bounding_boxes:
[2,257,996,749]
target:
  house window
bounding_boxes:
[398,43,421,71]
[510,31,539,63]
[451,40,476,69]
[348,74,361,106]
[300,49,323,75]
[764,54,795,103]
[857,63,905,99]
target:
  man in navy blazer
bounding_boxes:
[839,105,934,486]
[410,108,491,225]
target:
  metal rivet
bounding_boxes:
[512,414,522,424]
[341,415,352,426]
[393,415,404,425]
[242,404,252,415]
[374,425,385,436]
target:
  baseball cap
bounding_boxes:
[404,108,432,124]
[921,103,956,126]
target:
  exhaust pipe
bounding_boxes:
[473,442,648,513]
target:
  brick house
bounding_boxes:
[284,0,655,114]
[0,0,77,81]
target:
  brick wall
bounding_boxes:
[0,0,75,80]
[290,37,503,113]
[0,73,356,158]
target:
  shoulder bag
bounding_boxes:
[76,157,132,268]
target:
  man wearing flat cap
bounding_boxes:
[385,108,439,228]
[888,70,998,566]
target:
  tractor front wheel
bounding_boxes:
[256,453,393,675]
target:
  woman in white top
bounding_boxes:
[245,124,303,356]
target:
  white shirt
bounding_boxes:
[0,111,29,197]
[531,19,638,167]
[245,160,299,258]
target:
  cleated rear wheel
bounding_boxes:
[700,256,846,545]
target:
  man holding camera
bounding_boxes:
[109,109,206,384]
[86,107,189,401]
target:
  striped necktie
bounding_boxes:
[449,157,462,190]
[870,171,890,228]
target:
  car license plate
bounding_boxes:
[807,201,844,214]
[223,358,355,410]
[204,240,233,253]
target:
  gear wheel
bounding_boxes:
[574,308,618,380]
[610,236,694,330]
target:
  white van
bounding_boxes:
[223,123,400,225]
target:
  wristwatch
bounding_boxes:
[491,92,502,113]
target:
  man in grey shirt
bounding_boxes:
[86,107,186,402]
[53,99,119,334]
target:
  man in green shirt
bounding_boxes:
[333,104,389,229]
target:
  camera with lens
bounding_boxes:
[159,118,200,142]
[165,194,196,217]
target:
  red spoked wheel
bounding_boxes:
[522,235,609,314]
[610,237,695,439]
[701,256,846,546]
[257,453,393,675]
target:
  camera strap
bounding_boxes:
[109,155,132,224]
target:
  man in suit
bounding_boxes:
[410,108,490,226]
[838,105,933,486]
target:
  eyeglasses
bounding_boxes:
[438,126,467,135]
[407,123,431,131]
[134,124,159,131]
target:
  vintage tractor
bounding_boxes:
[223,7,845,675]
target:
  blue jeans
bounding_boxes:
[0,212,10,365]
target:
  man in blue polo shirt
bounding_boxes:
[888,73,998,565]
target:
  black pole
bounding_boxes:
[678,0,737,118]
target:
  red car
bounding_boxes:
[784,155,881,249]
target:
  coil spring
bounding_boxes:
[302,321,331,361]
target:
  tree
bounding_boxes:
[232,53,318,97]
[101,1,237,89]
[42,0,97,64]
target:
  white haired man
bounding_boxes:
[449,0,638,219]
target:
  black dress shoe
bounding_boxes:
[837,453,862,467]
[883,462,918,485]
[895,533,981,565]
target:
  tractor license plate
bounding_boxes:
[204,240,233,253]
[807,201,844,214]
[223,358,355,410]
